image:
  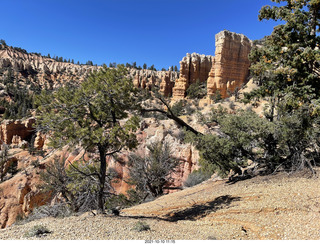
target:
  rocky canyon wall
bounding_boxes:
[172,53,213,99]
[0,46,178,90]
[0,117,199,229]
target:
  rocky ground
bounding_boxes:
[1,169,320,240]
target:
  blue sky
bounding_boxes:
[1,0,281,69]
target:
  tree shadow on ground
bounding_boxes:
[163,195,241,222]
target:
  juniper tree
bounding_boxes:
[245,0,320,173]
[36,64,140,212]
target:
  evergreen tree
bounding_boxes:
[0,39,7,46]
[36,64,140,212]
[143,63,147,70]
[243,0,320,173]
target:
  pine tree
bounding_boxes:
[36,64,140,212]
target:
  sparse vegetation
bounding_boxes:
[184,169,212,187]
[24,225,51,238]
[131,221,150,232]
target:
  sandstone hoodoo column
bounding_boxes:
[159,71,175,97]
[207,30,252,99]
[172,53,213,100]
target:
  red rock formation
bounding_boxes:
[0,118,35,145]
[159,71,175,96]
[0,117,200,228]
[207,30,252,98]
[133,73,140,88]
[172,53,213,100]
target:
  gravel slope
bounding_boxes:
[1,170,320,240]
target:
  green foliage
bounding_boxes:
[0,82,35,120]
[187,108,274,177]
[186,81,207,99]
[36,64,139,151]
[170,100,186,116]
[210,90,222,103]
[171,99,196,117]
[247,0,320,173]
[0,39,7,48]
[0,144,10,182]
[128,141,179,198]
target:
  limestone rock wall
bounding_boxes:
[172,53,213,99]
[207,30,252,98]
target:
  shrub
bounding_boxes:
[183,169,212,187]
[170,100,186,116]
[105,194,131,210]
[131,221,150,232]
[17,203,73,225]
[24,225,51,238]
[40,157,116,213]
[128,140,180,198]
[186,81,207,99]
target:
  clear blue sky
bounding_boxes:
[1,0,280,69]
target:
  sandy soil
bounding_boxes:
[1,170,320,240]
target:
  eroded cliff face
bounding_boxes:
[172,53,213,100]
[0,118,36,145]
[0,46,178,90]
[0,47,98,89]
[0,117,200,229]
[207,31,252,98]
[132,69,178,91]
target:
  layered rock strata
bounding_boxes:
[172,53,213,99]
[207,30,252,98]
